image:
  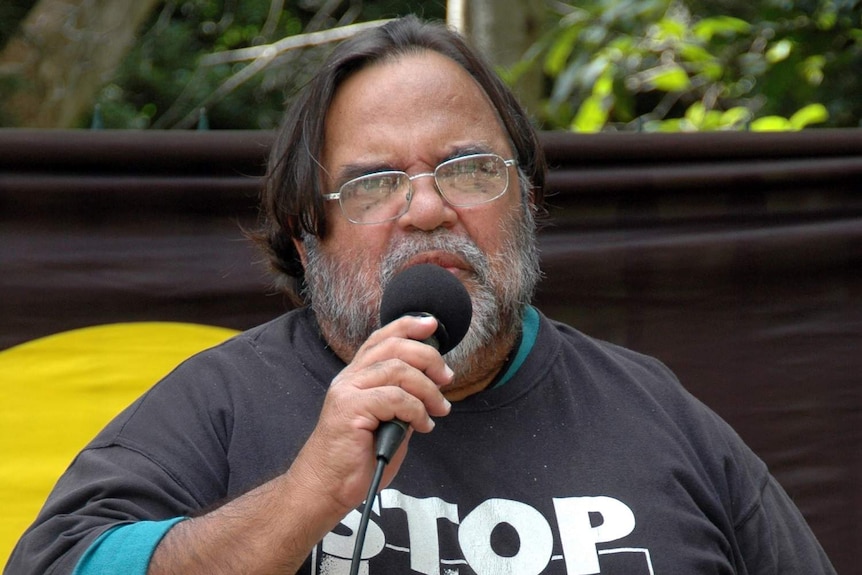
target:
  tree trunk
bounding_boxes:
[447,0,544,119]
[0,0,160,128]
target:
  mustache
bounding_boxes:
[379,230,491,289]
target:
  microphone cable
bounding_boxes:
[348,420,407,575]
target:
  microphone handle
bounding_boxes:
[375,419,409,463]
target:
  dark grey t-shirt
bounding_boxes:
[6,307,835,574]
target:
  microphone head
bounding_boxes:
[380,264,473,354]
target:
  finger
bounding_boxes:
[352,358,452,421]
[361,341,454,389]
[354,315,439,363]
[377,313,441,346]
[320,380,433,443]
[365,385,438,433]
[342,322,455,389]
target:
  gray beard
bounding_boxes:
[301,201,540,379]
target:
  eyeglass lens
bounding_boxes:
[339,154,510,224]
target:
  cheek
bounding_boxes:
[459,197,522,255]
[322,219,392,263]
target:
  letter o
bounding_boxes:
[459,499,553,575]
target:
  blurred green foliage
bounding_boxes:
[2,0,859,130]
[510,0,861,131]
[91,0,446,129]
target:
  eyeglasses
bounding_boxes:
[323,153,517,224]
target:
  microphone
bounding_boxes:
[350,264,472,575]
[375,263,472,462]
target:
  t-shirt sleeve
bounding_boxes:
[735,474,836,574]
[71,518,186,575]
[4,444,207,575]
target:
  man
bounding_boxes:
[6,16,835,575]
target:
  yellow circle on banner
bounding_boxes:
[0,322,239,566]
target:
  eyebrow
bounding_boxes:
[446,143,497,159]
[334,143,501,185]
[334,161,398,187]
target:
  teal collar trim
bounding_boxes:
[491,305,539,389]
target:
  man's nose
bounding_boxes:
[399,174,456,231]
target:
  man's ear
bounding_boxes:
[292,235,308,269]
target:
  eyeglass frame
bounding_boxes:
[322,153,518,225]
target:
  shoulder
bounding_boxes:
[536,310,763,465]
[164,307,337,387]
[87,308,334,448]
[538,312,681,390]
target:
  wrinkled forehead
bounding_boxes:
[321,50,514,170]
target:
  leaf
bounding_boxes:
[644,118,687,132]
[593,68,615,97]
[647,64,691,91]
[750,116,793,131]
[816,9,837,30]
[679,45,722,80]
[685,101,706,125]
[766,39,793,64]
[655,17,687,42]
[720,107,752,128]
[692,16,750,42]
[801,55,826,85]
[684,102,740,130]
[790,104,829,129]
[545,26,582,76]
[572,68,616,132]
[571,95,609,132]
[699,62,724,81]
[679,44,716,64]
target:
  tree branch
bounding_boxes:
[199,19,391,67]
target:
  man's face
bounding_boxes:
[297,50,539,392]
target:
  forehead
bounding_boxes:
[322,50,511,171]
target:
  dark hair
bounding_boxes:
[253,15,546,302]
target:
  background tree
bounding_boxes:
[1,0,860,130]
[0,0,445,129]
[519,0,861,131]
[0,0,161,127]
[447,0,545,117]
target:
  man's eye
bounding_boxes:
[347,175,401,208]
[361,175,399,192]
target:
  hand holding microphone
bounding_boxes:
[350,264,472,574]
[299,263,471,510]
[375,263,473,461]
